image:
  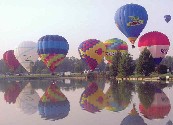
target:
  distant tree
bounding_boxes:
[136,48,155,76]
[118,53,135,77]
[156,64,168,74]
[110,51,122,77]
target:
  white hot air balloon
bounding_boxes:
[14,41,38,72]
[16,83,40,115]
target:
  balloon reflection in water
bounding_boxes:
[80,82,107,113]
[38,83,70,121]
[120,104,147,125]
[166,120,173,125]
[4,82,21,104]
[105,80,134,112]
[16,83,40,115]
[138,83,171,120]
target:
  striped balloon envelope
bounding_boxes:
[78,39,106,71]
[37,35,69,73]
[138,31,170,65]
[104,38,128,64]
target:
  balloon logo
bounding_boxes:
[114,4,148,48]
[78,39,106,71]
[37,35,69,73]
[164,15,171,23]
[3,50,20,71]
[14,41,39,72]
[104,38,128,63]
[138,31,170,65]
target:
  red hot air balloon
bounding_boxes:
[138,31,170,65]
[3,50,20,71]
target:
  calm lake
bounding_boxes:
[0,79,172,125]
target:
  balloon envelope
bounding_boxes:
[4,83,21,104]
[78,39,106,71]
[16,83,40,115]
[14,41,39,72]
[39,83,70,120]
[138,31,170,64]
[121,105,147,125]
[80,82,107,113]
[3,50,20,71]
[139,89,171,119]
[164,15,171,23]
[104,38,128,63]
[37,35,69,72]
[114,4,148,46]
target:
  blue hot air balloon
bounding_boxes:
[114,4,148,48]
[37,35,69,73]
[164,15,171,23]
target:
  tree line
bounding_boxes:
[0,48,172,77]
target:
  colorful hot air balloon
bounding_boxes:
[37,35,69,73]
[16,83,40,115]
[38,83,70,120]
[121,104,147,125]
[138,31,170,65]
[14,41,39,72]
[114,4,148,48]
[104,38,128,63]
[78,39,106,71]
[80,82,107,113]
[164,15,171,23]
[139,88,171,120]
[3,50,20,71]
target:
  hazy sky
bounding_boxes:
[0,0,173,59]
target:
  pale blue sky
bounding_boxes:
[0,0,173,59]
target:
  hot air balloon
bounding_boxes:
[4,82,21,104]
[38,83,70,120]
[78,39,106,71]
[164,15,171,23]
[14,41,39,72]
[79,82,107,113]
[104,38,128,63]
[114,4,148,48]
[3,50,20,71]
[139,88,171,120]
[138,31,170,65]
[16,83,40,115]
[37,35,69,73]
[121,104,147,125]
